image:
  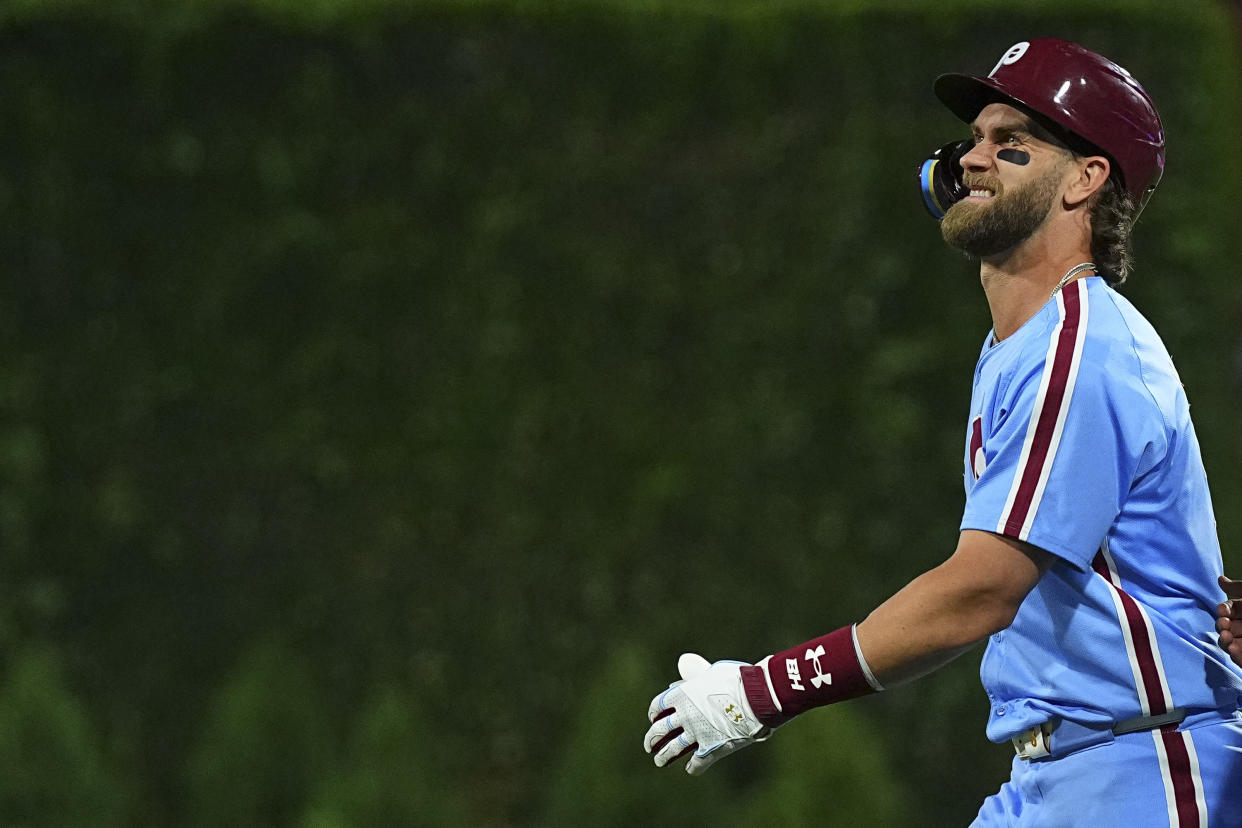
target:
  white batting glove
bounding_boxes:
[643,653,772,775]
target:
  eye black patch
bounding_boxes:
[997,148,1031,166]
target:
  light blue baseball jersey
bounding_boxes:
[959,276,1242,816]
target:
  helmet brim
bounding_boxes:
[933,72,1110,168]
[933,73,1018,125]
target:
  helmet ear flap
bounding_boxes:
[918,139,973,220]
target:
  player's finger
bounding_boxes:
[1220,575,1242,600]
[648,687,680,723]
[685,744,731,776]
[650,725,686,757]
[1219,599,1242,624]
[643,710,682,754]
[669,741,697,766]
[678,652,711,681]
[652,729,696,768]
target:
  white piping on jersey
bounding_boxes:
[1183,733,1208,826]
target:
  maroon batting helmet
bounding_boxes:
[934,39,1166,214]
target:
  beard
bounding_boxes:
[940,165,1063,259]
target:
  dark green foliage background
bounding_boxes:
[1,1,1239,825]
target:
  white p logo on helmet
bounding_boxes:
[989,41,1030,77]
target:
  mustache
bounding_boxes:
[963,175,1003,194]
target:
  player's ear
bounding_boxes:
[1064,155,1110,209]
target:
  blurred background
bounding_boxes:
[2,0,1240,825]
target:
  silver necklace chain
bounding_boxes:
[1051,262,1096,298]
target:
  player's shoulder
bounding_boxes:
[1077,278,1183,423]
[1078,278,1177,379]
[1002,277,1166,397]
[1080,277,1159,341]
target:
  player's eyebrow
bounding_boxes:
[971,120,1033,140]
[971,116,1064,147]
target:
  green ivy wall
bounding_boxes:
[1,1,1239,824]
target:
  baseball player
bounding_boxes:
[643,39,1242,825]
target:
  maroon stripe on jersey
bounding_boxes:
[1093,550,1202,823]
[1002,281,1082,537]
[1090,552,1167,716]
[1160,729,1201,827]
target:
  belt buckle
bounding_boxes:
[1012,723,1052,760]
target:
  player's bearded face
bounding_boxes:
[940,161,1065,258]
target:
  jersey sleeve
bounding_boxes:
[960,285,1165,570]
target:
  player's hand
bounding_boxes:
[643,653,772,775]
[1218,575,1242,667]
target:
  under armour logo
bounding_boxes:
[724,703,744,723]
[989,41,1030,77]
[805,645,832,689]
[786,657,805,691]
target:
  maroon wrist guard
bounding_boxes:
[740,625,876,728]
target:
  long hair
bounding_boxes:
[1089,177,1137,286]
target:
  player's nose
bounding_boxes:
[959,141,993,174]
